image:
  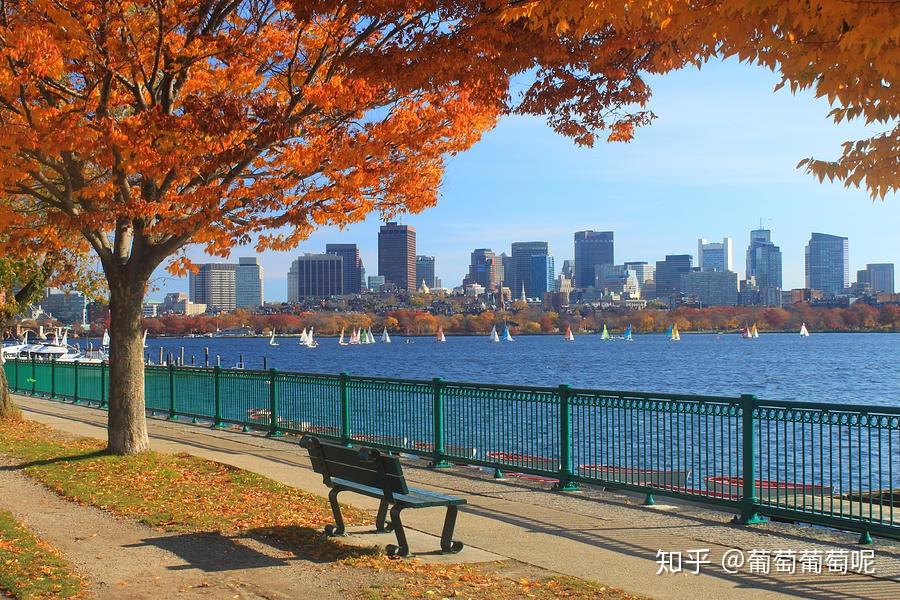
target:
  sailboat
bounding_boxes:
[741,326,752,339]
[665,324,673,339]
[381,328,391,343]
[349,328,360,345]
[142,329,148,348]
[623,324,633,341]
[269,329,279,346]
[564,326,575,341]
[299,328,308,345]
[367,328,376,344]
[751,324,759,339]
[436,327,446,342]
[600,324,610,341]
[306,327,318,348]
[502,323,514,342]
[800,323,810,337]
[489,325,500,342]
[101,329,110,348]
[669,324,681,341]
[338,328,348,346]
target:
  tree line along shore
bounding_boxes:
[59,303,900,337]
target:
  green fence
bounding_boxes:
[4,357,899,541]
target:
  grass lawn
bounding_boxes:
[0,508,86,599]
[0,416,641,599]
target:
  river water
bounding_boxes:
[127,332,899,407]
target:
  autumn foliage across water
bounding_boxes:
[129,303,900,338]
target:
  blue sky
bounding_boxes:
[149,57,899,302]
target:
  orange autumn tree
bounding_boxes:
[503,0,900,199]
[0,1,660,454]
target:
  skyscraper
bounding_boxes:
[574,231,614,288]
[805,233,849,295]
[235,257,264,309]
[530,255,555,297]
[468,249,502,289]
[510,241,549,298]
[189,263,237,312]
[698,237,733,272]
[745,227,783,306]
[415,255,436,288]
[325,243,363,294]
[746,228,772,279]
[858,263,895,293]
[654,255,693,300]
[378,222,416,292]
[287,254,343,301]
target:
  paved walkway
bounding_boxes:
[10,394,900,599]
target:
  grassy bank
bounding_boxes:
[0,508,85,599]
[0,417,640,599]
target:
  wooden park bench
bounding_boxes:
[300,435,466,557]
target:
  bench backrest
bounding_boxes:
[300,435,409,500]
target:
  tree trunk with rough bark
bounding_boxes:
[0,366,17,419]
[105,272,150,454]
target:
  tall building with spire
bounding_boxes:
[745,225,783,306]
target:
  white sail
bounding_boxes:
[565,326,575,341]
[367,328,376,344]
[101,329,110,347]
[307,327,317,347]
[381,328,391,343]
[489,325,500,342]
[299,328,308,345]
[38,325,45,340]
[503,325,514,342]
[269,329,279,346]
[437,327,446,342]
[338,328,346,345]
[60,329,68,347]
[800,323,810,337]
[142,329,148,348]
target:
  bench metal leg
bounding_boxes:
[385,505,410,557]
[440,505,464,554]
[324,488,346,536]
[375,499,390,532]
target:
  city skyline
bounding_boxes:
[148,58,900,302]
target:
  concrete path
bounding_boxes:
[10,394,900,599]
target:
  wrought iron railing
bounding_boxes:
[4,357,898,541]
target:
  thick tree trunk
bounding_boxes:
[0,365,17,419]
[106,273,150,454]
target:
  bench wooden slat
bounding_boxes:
[331,477,466,508]
[325,460,408,492]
